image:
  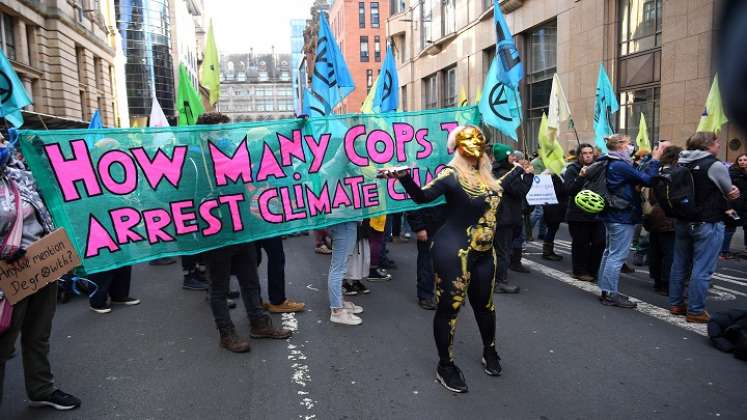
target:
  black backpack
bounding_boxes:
[651,163,698,221]
[580,160,632,211]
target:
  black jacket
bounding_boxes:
[543,174,568,226]
[406,205,447,235]
[563,161,598,223]
[493,161,533,227]
[729,165,747,216]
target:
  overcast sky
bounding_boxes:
[206,0,316,55]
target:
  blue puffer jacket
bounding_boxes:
[601,155,659,225]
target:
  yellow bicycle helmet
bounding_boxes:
[575,190,605,214]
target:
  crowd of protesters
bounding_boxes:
[2,114,746,407]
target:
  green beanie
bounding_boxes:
[492,143,513,162]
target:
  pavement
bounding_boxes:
[2,227,747,420]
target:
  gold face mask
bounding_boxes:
[455,127,486,159]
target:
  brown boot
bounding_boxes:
[218,326,251,353]
[670,304,687,316]
[686,311,710,323]
[250,315,292,339]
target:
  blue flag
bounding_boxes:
[309,12,354,116]
[88,109,103,129]
[493,0,523,88]
[479,57,522,141]
[593,64,619,154]
[371,46,399,113]
[0,49,32,128]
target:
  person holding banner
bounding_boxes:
[0,135,81,410]
[386,125,521,393]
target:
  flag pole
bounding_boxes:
[570,118,581,147]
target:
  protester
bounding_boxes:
[88,266,140,313]
[407,204,446,310]
[197,113,290,351]
[669,133,740,323]
[327,221,363,325]
[564,143,605,282]
[493,146,533,291]
[541,173,568,261]
[388,125,525,393]
[594,134,664,308]
[642,145,681,295]
[721,153,747,259]
[366,217,392,282]
[342,221,372,296]
[0,135,81,410]
[257,237,305,313]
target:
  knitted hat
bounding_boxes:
[492,143,513,162]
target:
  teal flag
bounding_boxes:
[308,12,354,116]
[371,46,399,113]
[0,48,32,127]
[19,107,480,274]
[479,57,522,141]
[492,0,523,88]
[593,64,619,154]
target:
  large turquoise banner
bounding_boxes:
[18,107,479,273]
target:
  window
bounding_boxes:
[359,2,366,28]
[401,85,408,112]
[93,57,103,89]
[390,0,406,15]
[422,74,438,109]
[80,90,88,120]
[76,0,85,23]
[618,87,660,143]
[360,36,369,62]
[619,0,662,56]
[0,13,16,60]
[366,69,374,93]
[526,21,557,152]
[75,46,86,85]
[442,0,455,35]
[483,0,492,12]
[419,0,433,51]
[441,67,456,108]
[371,2,380,28]
[374,36,381,62]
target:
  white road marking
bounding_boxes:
[521,259,708,337]
[282,313,317,419]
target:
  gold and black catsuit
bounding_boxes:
[400,166,503,363]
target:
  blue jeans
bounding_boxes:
[669,221,724,314]
[530,206,546,238]
[597,223,636,294]
[328,222,358,309]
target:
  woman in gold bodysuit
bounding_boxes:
[388,125,525,393]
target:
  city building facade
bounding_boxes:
[0,0,120,128]
[301,0,332,92]
[329,0,390,113]
[388,0,743,159]
[218,52,294,121]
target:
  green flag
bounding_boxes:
[636,112,651,153]
[199,20,220,106]
[177,63,205,126]
[537,113,565,175]
[696,75,728,134]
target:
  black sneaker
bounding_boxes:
[352,280,370,295]
[436,362,468,393]
[30,390,81,410]
[367,268,392,282]
[418,298,436,310]
[227,289,240,299]
[183,272,209,291]
[600,292,637,309]
[482,347,502,376]
[342,281,359,296]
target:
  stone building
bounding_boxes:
[388,0,743,159]
[218,52,294,121]
[0,0,120,128]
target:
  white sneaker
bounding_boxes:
[343,301,363,314]
[330,310,362,325]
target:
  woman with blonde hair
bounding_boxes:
[386,125,528,393]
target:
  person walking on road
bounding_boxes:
[669,133,740,323]
[257,237,306,313]
[721,153,747,258]
[407,204,446,310]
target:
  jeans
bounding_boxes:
[0,282,57,402]
[669,222,724,314]
[89,266,132,308]
[597,223,636,294]
[258,237,286,305]
[416,239,435,300]
[328,222,358,309]
[205,243,266,329]
[721,225,736,254]
[648,231,675,290]
[530,206,546,239]
[568,221,605,277]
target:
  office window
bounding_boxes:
[526,21,557,151]
[441,67,457,108]
[618,87,660,143]
[619,0,662,56]
[401,85,408,112]
[360,36,369,62]
[442,0,455,35]
[80,90,88,119]
[390,0,406,15]
[75,46,86,85]
[374,36,381,62]
[359,2,366,28]
[366,69,374,93]
[371,2,380,28]
[419,0,433,51]
[422,74,437,110]
[93,57,103,89]
[0,13,16,60]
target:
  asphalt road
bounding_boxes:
[2,228,747,420]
